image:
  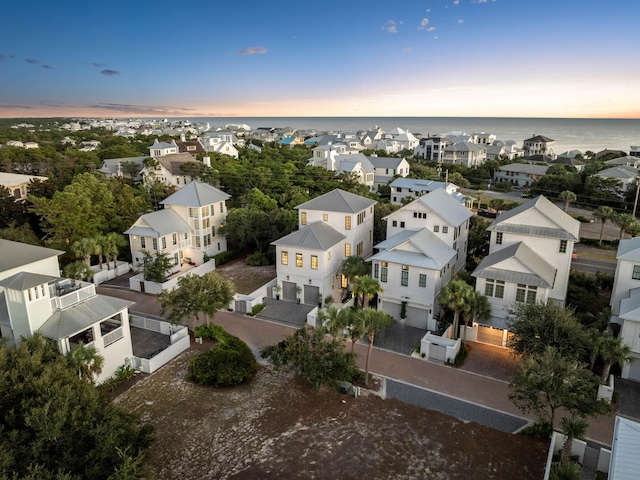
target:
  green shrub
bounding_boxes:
[451,344,469,367]
[248,303,266,316]
[246,251,270,266]
[521,420,552,439]
[188,332,257,387]
[549,461,580,480]
[493,182,512,192]
[213,249,240,267]
[574,215,590,223]
[115,364,136,382]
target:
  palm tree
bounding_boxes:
[319,305,350,338]
[462,291,491,345]
[104,232,128,269]
[67,341,104,381]
[599,335,633,382]
[353,275,382,309]
[71,237,98,267]
[340,256,370,292]
[93,234,107,269]
[559,415,589,466]
[588,330,605,372]
[616,213,639,240]
[439,279,475,340]
[358,308,394,386]
[63,260,94,281]
[593,206,615,244]
[559,190,577,213]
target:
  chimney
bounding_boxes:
[203,156,211,167]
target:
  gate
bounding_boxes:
[476,325,504,347]
[235,300,247,313]
[429,343,447,362]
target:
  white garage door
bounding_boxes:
[476,325,505,347]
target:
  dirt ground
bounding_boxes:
[115,349,547,480]
[215,259,276,294]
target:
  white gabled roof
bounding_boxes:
[295,189,377,214]
[609,416,640,480]
[371,228,455,270]
[617,237,640,262]
[161,180,230,207]
[271,222,345,251]
[0,240,63,276]
[415,188,473,226]
[124,209,192,238]
[488,195,580,241]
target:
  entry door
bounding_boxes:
[282,281,297,302]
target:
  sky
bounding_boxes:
[1,0,639,119]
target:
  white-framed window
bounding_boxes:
[345,244,351,256]
[434,226,439,233]
[496,232,503,245]
[172,233,177,245]
[161,237,166,249]
[485,279,505,298]
[296,253,303,267]
[345,216,351,230]
[152,238,158,250]
[419,274,427,287]
[516,284,537,304]
[559,240,568,253]
[381,262,388,283]
[281,251,288,265]
[140,237,146,249]
[311,255,318,269]
[633,265,640,280]
[301,212,307,225]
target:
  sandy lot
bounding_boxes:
[215,260,276,294]
[115,348,547,480]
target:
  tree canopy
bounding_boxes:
[0,334,154,480]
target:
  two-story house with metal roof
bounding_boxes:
[271,189,377,305]
[471,196,579,346]
[369,189,473,329]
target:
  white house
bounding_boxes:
[370,189,473,329]
[0,239,190,382]
[367,155,410,189]
[139,152,202,188]
[99,156,148,181]
[308,151,375,190]
[495,163,549,188]
[271,189,377,305]
[0,172,49,201]
[442,141,487,168]
[523,134,555,158]
[388,177,468,206]
[594,165,638,192]
[125,181,231,278]
[414,135,450,162]
[471,196,579,346]
[609,237,640,381]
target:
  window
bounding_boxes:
[369,230,372,242]
[400,221,405,228]
[311,255,318,269]
[152,238,158,250]
[381,262,388,283]
[219,202,223,213]
[374,263,379,279]
[434,225,440,233]
[485,279,505,298]
[174,253,179,265]
[443,226,449,234]
[301,212,307,225]
[345,244,351,256]
[419,274,427,287]
[633,265,640,280]
[296,253,303,267]
[328,252,331,260]
[392,220,397,227]
[356,242,363,256]
[401,269,409,286]
[345,216,351,230]
[516,284,537,304]
[161,237,166,249]
[194,219,200,230]
[559,240,568,253]
[496,232,503,245]
[211,226,216,237]
[281,251,288,265]
[195,236,201,247]
[323,214,328,221]
[172,233,177,245]
[188,207,197,217]
[140,237,146,249]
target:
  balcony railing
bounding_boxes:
[103,326,124,347]
[50,283,96,310]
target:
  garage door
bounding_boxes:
[304,285,319,306]
[282,281,297,302]
[476,325,505,347]
[626,358,640,382]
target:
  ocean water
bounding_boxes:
[172,116,640,155]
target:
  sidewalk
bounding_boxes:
[98,286,616,446]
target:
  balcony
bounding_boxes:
[49,279,96,310]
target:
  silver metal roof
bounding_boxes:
[619,287,640,322]
[366,156,405,169]
[161,180,230,207]
[416,188,473,226]
[472,241,556,288]
[373,227,455,270]
[0,291,10,327]
[488,195,580,241]
[124,209,192,238]
[609,416,640,480]
[617,237,640,262]
[295,189,377,213]
[39,295,133,340]
[271,222,346,250]
[474,315,510,330]
[0,272,59,290]
[0,240,63,276]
